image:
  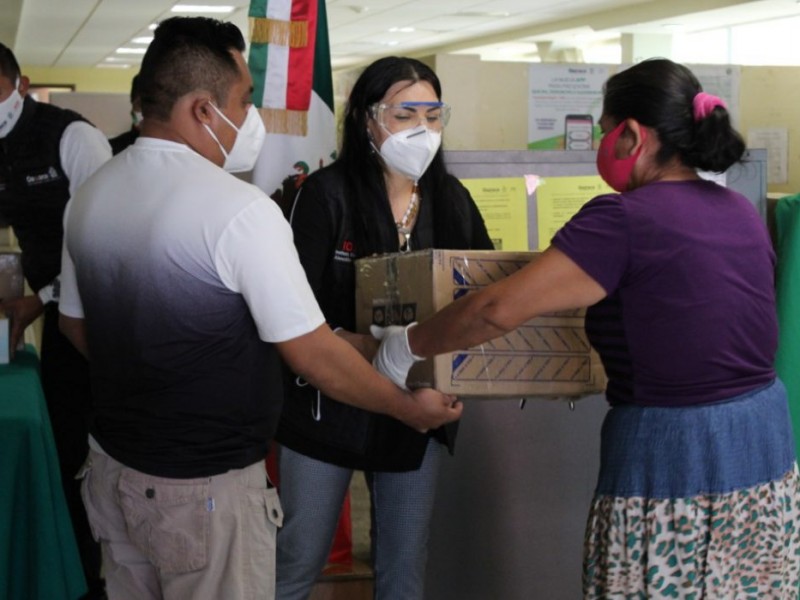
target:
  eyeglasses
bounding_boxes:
[369,101,451,132]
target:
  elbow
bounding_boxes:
[455,290,518,347]
[479,298,519,337]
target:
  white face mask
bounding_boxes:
[375,125,441,182]
[0,79,24,139]
[203,103,266,173]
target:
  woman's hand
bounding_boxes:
[1,294,45,358]
[370,323,422,389]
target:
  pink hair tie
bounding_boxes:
[693,92,727,121]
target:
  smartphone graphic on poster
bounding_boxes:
[564,114,594,150]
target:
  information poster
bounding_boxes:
[527,64,611,150]
[536,176,612,249]
[748,127,788,184]
[460,177,529,251]
[528,64,740,151]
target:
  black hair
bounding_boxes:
[138,16,245,121]
[338,56,459,255]
[602,58,745,173]
[0,43,21,82]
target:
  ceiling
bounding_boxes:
[3,0,800,72]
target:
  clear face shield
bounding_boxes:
[368,101,451,134]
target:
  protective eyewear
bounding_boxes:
[369,101,451,132]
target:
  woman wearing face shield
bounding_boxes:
[274,56,493,600]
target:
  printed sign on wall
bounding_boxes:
[527,64,611,150]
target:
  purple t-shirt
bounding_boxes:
[551,179,777,407]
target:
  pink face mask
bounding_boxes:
[596,121,646,192]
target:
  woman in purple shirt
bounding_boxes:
[372,58,800,597]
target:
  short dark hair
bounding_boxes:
[138,16,246,121]
[0,43,21,82]
[602,58,745,173]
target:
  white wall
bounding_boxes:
[50,91,131,137]
[423,55,800,195]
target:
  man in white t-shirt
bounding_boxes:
[58,16,461,600]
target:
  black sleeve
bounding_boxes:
[289,176,335,301]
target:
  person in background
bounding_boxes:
[275,56,493,600]
[109,74,141,155]
[57,18,461,600]
[373,58,800,597]
[0,42,111,600]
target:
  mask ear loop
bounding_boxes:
[367,130,380,155]
[208,102,241,133]
[201,101,236,161]
[203,122,229,160]
[365,105,378,152]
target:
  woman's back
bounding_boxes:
[553,179,776,406]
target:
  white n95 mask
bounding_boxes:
[376,125,441,182]
[204,103,266,173]
[0,80,24,139]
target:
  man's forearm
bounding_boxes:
[279,325,413,420]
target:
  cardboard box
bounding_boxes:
[0,252,23,364]
[355,249,607,398]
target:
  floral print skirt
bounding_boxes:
[583,380,800,599]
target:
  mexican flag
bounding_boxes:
[247,0,351,567]
[247,0,337,215]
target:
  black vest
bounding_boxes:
[0,97,86,291]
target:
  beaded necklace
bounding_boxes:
[396,183,420,251]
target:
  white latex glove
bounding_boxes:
[370,323,424,389]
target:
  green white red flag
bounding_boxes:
[247,0,337,211]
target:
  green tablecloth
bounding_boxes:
[0,348,87,599]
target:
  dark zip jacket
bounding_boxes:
[276,161,493,471]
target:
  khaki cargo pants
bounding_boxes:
[79,449,283,600]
